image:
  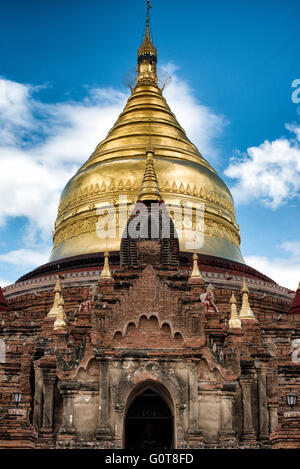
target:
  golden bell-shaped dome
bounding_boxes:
[49,9,244,264]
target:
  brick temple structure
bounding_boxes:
[0,4,300,450]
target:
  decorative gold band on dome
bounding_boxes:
[57,178,236,219]
[53,208,240,250]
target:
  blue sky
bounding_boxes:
[0,0,299,289]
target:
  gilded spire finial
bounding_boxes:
[137,0,157,85]
[100,251,112,279]
[138,0,156,59]
[147,1,152,21]
[48,276,62,318]
[190,253,203,279]
[139,150,161,202]
[241,277,249,294]
[229,292,242,329]
[146,1,152,35]
[239,278,256,320]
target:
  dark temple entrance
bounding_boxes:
[125,388,173,449]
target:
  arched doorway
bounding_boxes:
[124,384,174,450]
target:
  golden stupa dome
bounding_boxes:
[49,9,244,264]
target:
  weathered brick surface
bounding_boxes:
[0,255,299,449]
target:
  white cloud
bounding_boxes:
[280,241,300,257]
[0,248,50,268]
[225,124,300,208]
[245,241,300,290]
[0,78,36,145]
[0,247,50,287]
[0,146,72,234]
[0,278,11,288]
[0,78,129,239]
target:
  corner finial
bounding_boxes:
[241,277,249,294]
[100,251,112,279]
[239,278,256,320]
[53,299,67,332]
[190,253,202,279]
[229,292,242,329]
[48,276,62,318]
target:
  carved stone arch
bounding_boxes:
[122,379,176,449]
[174,332,184,344]
[115,363,187,413]
[113,331,123,345]
[125,321,138,335]
[138,315,157,328]
[160,320,186,343]
[120,320,138,338]
[148,314,159,322]
[112,315,186,349]
[145,316,186,343]
[199,348,228,380]
[137,313,159,325]
[76,358,99,383]
[197,356,225,383]
[124,380,175,417]
[161,321,172,335]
